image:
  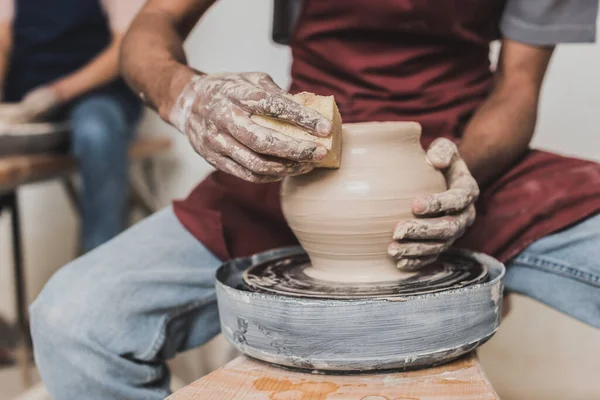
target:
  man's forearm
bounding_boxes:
[459,83,539,186]
[0,21,12,94]
[459,39,553,187]
[120,1,215,121]
[50,36,124,103]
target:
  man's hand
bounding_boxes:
[169,72,332,183]
[121,2,332,182]
[0,86,60,124]
[19,86,61,120]
[388,138,479,270]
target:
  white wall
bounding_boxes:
[1,0,599,398]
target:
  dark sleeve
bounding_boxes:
[500,0,599,45]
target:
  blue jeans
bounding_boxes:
[30,208,600,399]
[69,94,140,252]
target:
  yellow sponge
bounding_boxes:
[251,92,342,168]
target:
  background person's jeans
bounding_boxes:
[30,208,600,399]
[69,94,140,252]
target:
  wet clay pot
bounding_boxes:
[281,122,447,283]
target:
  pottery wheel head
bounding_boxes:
[243,252,488,299]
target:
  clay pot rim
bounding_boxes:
[342,121,422,137]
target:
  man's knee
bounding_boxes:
[70,96,129,158]
[30,256,125,349]
[505,261,600,328]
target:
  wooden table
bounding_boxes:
[167,353,499,400]
[0,136,171,191]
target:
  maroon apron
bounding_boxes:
[174,0,600,263]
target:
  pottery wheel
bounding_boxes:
[243,252,488,299]
[217,247,505,372]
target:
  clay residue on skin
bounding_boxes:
[388,241,450,258]
[413,139,479,216]
[167,72,328,183]
[388,137,479,269]
[393,209,474,242]
[426,138,457,168]
[215,133,227,148]
[253,377,340,400]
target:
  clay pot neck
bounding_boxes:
[342,121,421,147]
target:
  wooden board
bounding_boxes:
[0,154,76,191]
[0,137,171,192]
[168,353,499,400]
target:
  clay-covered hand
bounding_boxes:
[168,72,332,183]
[9,86,61,123]
[388,138,479,270]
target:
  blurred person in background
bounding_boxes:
[0,0,144,252]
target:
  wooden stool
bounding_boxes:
[168,353,499,399]
[0,136,171,386]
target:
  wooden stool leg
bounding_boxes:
[61,177,81,216]
[141,159,158,200]
[7,191,32,387]
[130,188,154,216]
[60,178,83,256]
[129,159,158,217]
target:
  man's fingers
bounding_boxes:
[413,159,478,215]
[240,91,332,137]
[426,138,458,169]
[413,185,478,215]
[418,138,479,216]
[445,158,479,197]
[245,72,287,95]
[220,107,328,162]
[396,256,438,271]
[205,152,283,184]
[205,131,315,177]
[393,206,475,241]
[387,240,451,259]
[0,105,31,124]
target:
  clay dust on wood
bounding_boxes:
[253,377,340,400]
